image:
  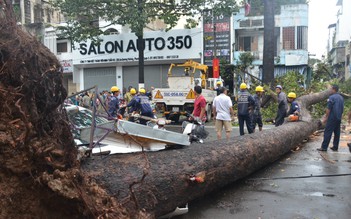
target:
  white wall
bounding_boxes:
[335,0,351,42]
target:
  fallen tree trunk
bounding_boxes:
[81,89,332,217]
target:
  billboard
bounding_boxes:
[72,28,202,65]
[203,10,231,66]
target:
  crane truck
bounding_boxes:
[152,60,220,123]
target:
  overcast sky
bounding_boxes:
[308,0,338,59]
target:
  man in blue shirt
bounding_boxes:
[287,92,300,122]
[129,88,154,125]
[237,83,255,136]
[108,86,121,119]
[317,85,344,152]
[252,85,264,132]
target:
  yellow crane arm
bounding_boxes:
[167,60,208,77]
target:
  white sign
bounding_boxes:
[163,92,187,97]
[60,59,73,73]
[72,29,202,65]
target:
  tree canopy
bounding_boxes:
[51,0,239,41]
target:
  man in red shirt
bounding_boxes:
[192,85,207,122]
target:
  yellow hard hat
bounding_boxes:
[216,81,222,85]
[255,85,264,92]
[130,88,136,95]
[288,92,297,99]
[139,88,146,94]
[110,86,120,92]
[240,83,247,90]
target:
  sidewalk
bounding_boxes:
[178,127,351,219]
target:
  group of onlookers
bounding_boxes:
[212,83,301,141]
[68,90,112,112]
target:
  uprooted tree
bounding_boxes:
[0,0,333,218]
[0,1,131,218]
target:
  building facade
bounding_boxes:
[327,0,351,80]
[44,27,203,94]
[233,3,309,79]
[13,0,65,36]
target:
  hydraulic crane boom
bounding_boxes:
[167,60,208,88]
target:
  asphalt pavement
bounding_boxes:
[168,119,351,219]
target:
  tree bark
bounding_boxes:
[81,89,332,217]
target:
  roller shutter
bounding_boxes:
[84,67,116,91]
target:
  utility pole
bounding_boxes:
[137,0,145,89]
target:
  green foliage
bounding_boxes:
[50,0,239,42]
[260,71,326,120]
[258,60,351,122]
[339,78,351,119]
[238,52,254,71]
[312,62,334,82]
[261,71,306,120]
[261,100,277,121]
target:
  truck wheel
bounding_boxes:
[206,105,212,122]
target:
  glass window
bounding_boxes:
[283,27,295,50]
[57,42,68,53]
[297,26,308,50]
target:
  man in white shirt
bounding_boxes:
[213,87,234,140]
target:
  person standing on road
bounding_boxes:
[192,85,207,122]
[126,88,137,113]
[108,86,121,119]
[237,83,255,136]
[317,85,344,152]
[81,92,91,109]
[275,85,288,126]
[215,81,222,96]
[252,85,264,132]
[213,87,234,140]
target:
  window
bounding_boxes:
[24,0,31,24]
[57,42,68,53]
[283,27,295,50]
[238,36,258,51]
[34,5,42,23]
[283,26,308,50]
[297,26,308,50]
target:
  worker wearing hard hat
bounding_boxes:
[131,88,154,125]
[215,81,222,96]
[252,85,264,132]
[237,83,255,136]
[287,92,300,122]
[108,86,121,119]
[124,86,134,105]
[126,88,137,116]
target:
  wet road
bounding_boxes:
[167,119,351,219]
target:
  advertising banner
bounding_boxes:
[203,10,231,66]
